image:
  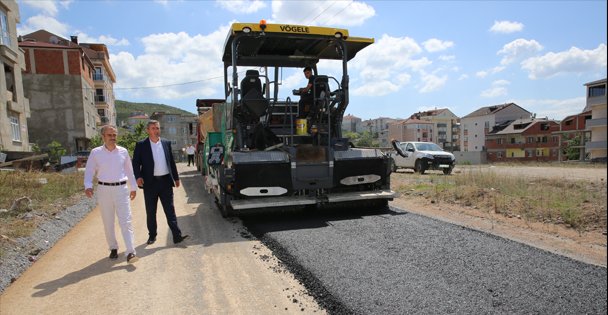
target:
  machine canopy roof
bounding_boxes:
[222,22,374,68]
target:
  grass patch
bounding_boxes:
[0,170,84,257]
[395,170,607,232]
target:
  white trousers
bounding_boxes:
[97,185,136,256]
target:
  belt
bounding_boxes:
[98,181,127,186]
[154,174,170,178]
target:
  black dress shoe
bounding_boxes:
[174,235,189,244]
[127,253,139,264]
[109,249,118,259]
[146,236,156,245]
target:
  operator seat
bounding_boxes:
[309,75,330,118]
[240,70,268,117]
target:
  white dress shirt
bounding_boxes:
[84,145,137,191]
[151,139,170,176]
[186,145,196,155]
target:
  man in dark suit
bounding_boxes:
[132,120,189,245]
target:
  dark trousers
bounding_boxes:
[187,154,194,166]
[143,175,182,241]
[298,95,313,118]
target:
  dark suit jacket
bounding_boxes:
[132,138,179,187]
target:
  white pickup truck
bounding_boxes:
[390,141,456,175]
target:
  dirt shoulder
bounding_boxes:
[390,166,607,267]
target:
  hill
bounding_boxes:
[115,100,195,124]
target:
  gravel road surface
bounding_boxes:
[243,205,607,314]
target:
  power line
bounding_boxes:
[114,74,224,90]
[113,69,259,91]
[321,1,353,26]
[308,2,337,24]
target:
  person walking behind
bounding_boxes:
[132,120,189,245]
[185,144,196,167]
[84,125,139,263]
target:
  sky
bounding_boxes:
[16,0,608,121]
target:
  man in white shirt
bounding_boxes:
[84,125,139,263]
[185,144,196,166]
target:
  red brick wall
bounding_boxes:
[67,50,82,75]
[33,50,65,74]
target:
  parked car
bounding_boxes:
[390,140,456,175]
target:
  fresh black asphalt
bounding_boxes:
[242,205,607,314]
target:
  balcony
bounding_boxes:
[585,140,608,150]
[586,95,607,108]
[585,118,607,130]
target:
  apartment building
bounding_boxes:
[79,42,117,126]
[554,110,591,161]
[342,114,363,133]
[387,118,434,143]
[460,103,531,152]
[150,112,198,160]
[410,108,460,151]
[362,117,398,147]
[19,31,97,154]
[584,78,607,161]
[0,0,30,153]
[486,118,560,162]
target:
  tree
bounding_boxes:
[87,122,147,156]
[117,122,148,156]
[46,141,66,164]
[564,135,581,160]
[355,131,380,147]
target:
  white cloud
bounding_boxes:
[521,44,607,79]
[498,38,543,66]
[350,34,431,96]
[75,32,130,46]
[458,74,469,80]
[422,38,454,53]
[510,97,586,120]
[216,0,266,14]
[21,0,59,16]
[352,79,403,97]
[493,79,510,86]
[438,55,455,62]
[490,20,524,34]
[476,70,488,78]
[480,80,510,98]
[17,15,69,37]
[271,0,375,26]
[112,24,233,101]
[475,66,506,78]
[481,87,507,98]
[418,73,448,93]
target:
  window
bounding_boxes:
[497,138,503,145]
[0,9,10,47]
[94,67,103,80]
[588,84,606,97]
[9,112,21,142]
[527,137,534,143]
